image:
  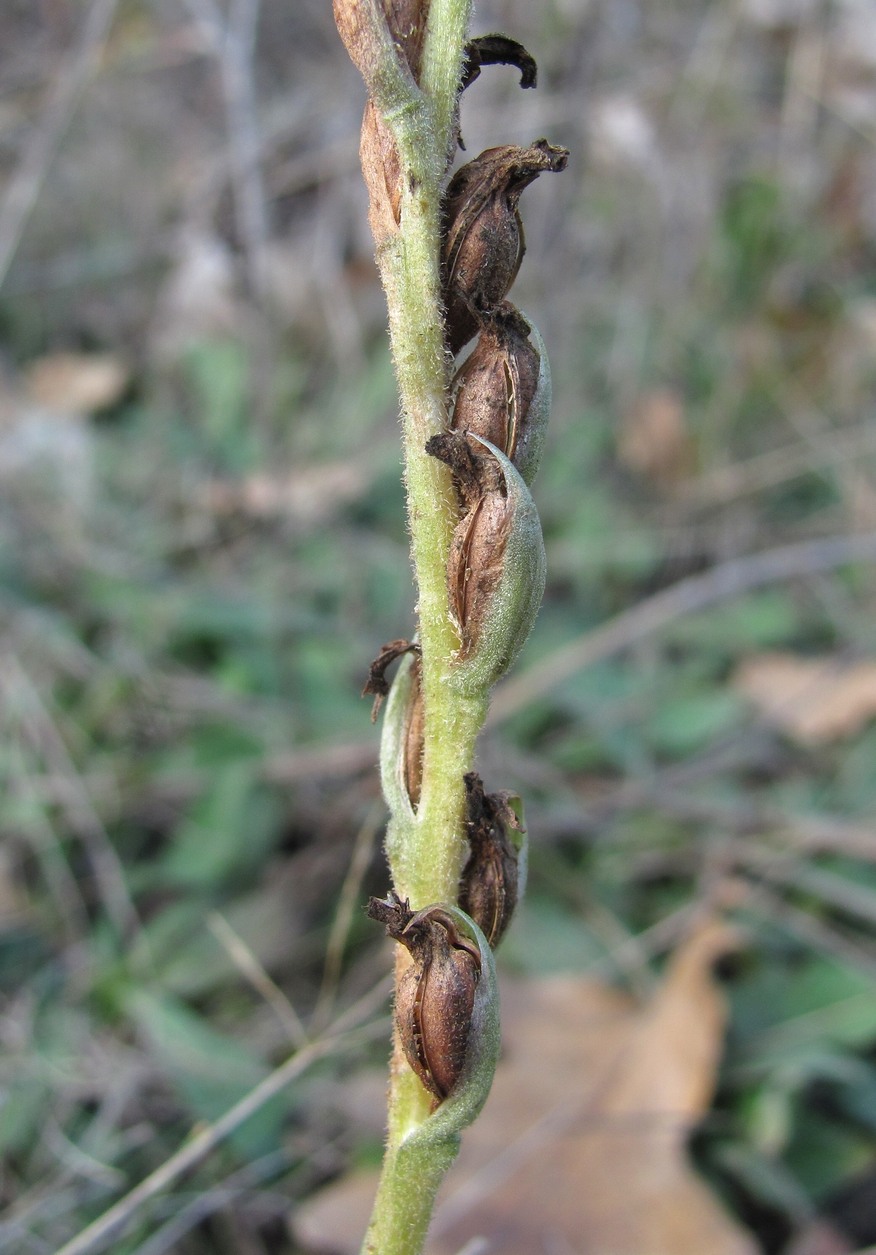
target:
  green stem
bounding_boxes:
[360,1033,452,1255]
[362,914,500,1255]
[375,0,476,911]
[359,3,487,1253]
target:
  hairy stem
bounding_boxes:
[375,0,476,910]
[357,3,482,1252]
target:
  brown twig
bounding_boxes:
[0,0,120,294]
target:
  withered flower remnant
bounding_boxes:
[450,303,551,486]
[368,893,482,1103]
[460,34,538,94]
[458,771,526,948]
[442,139,569,355]
[362,638,421,720]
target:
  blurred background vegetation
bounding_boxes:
[2,0,876,1252]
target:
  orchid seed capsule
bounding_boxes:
[441,139,569,356]
[367,894,482,1103]
[450,303,551,486]
[426,431,546,694]
[459,772,527,949]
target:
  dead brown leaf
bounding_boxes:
[733,651,876,745]
[294,920,755,1255]
[617,386,693,488]
[203,462,370,524]
[24,352,129,415]
[785,1220,855,1255]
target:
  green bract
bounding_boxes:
[513,312,551,486]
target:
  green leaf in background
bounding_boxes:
[644,689,746,757]
[182,339,256,472]
[500,895,607,974]
[669,590,801,652]
[0,1076,50,1158]
[125,987,283,1159]
[784,1108,873,1203]
[733,954,876,1066]
[131,877,305,999]
[158,761,281,889]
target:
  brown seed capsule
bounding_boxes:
[459,772,526,948]
[441,139,569,355]
[450,303,542,483]
[367,894,482,1103]
[427,431,545,691]
[336,1,427,245]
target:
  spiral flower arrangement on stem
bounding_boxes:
[334,3,566,1251]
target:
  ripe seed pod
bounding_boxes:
[459,772,527,949]
[450,303,551,486]
[441,139,569,356]
[367,894,482,1103]
[426,431,546,694]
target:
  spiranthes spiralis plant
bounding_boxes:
[334,3,567,1251]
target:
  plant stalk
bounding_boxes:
[354,2,485,1251]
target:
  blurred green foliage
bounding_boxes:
[2,1,876,1252]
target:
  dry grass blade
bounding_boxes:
[0,0,120,293]
[52,983,391,1255]
[490,532,876,724]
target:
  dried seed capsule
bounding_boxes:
[459,772,527,948]
[427,431,546,694]
[441,139,569,355]
[378,644,425,816]
[450,303,551,486]
[368,894,482,1103]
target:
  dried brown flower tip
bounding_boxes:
[362,638,421,720]
[458,772,525,948]
[450,303,540,478]
[461,34,538,93]
[367,893,482,1102]
[441,139,569,355]
[425,428,502,509]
